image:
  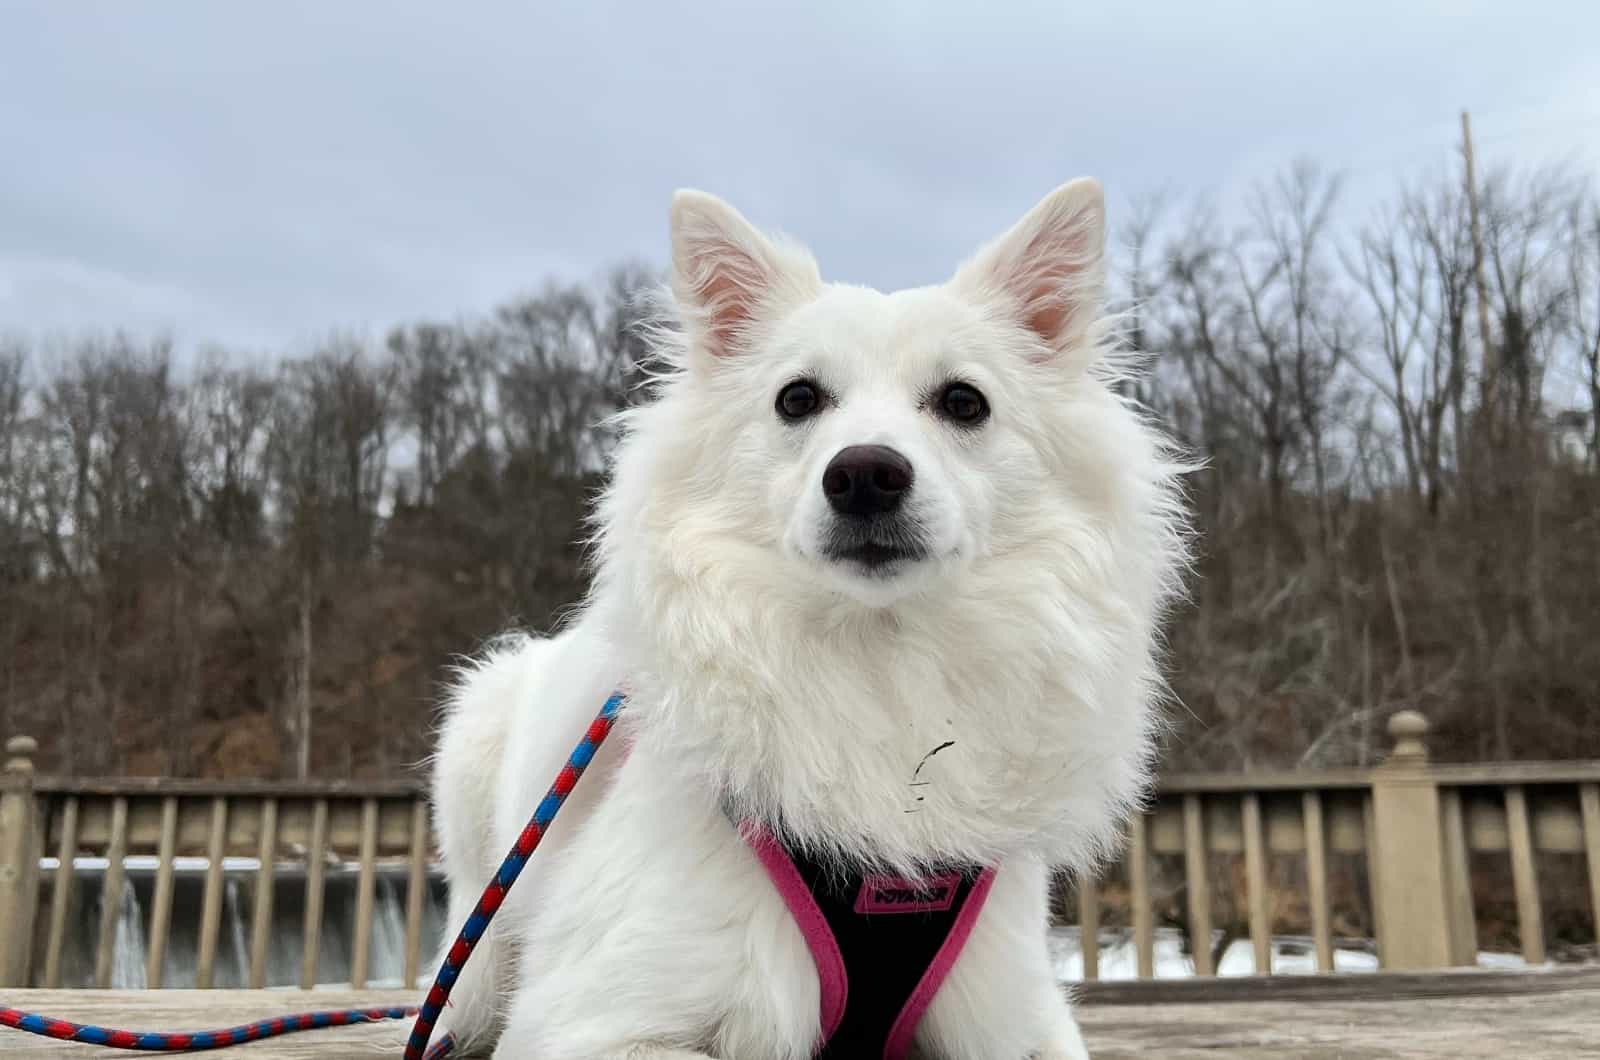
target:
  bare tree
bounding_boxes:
[2,183,1598,781]
[1239,160,1348,552]
[1566,192,1600,467]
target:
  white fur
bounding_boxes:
[430,178,1187,1059]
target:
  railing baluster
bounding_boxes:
[43,796,79,988]
[1130,813,1153,979]
[92,796,129,989]
[1242,793,1270,975]
[299,798,329,990]
[195,797,228,989]
[248,798,278,988]
[1077,875,1099,982]
[1504,785,1545,965]
[1581,783,1600,951]
[1182,793,1213,976]
[1363,793,1385,963]
[351,797,379,989]
[144,796,180,987]
[404,799,430,988]
[1302,791,1332,973]
[1439,787,1478,965]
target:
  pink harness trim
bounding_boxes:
[881,866,997,1060]
[741,823,850,1044]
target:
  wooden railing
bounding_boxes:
[0,752,433,991]
[1,713,1598,989]
[1063,713,1600,978]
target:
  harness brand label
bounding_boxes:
[853,872,963,915]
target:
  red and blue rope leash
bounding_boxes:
[0,691,626,1058]
[406,690,624,1060]
[0,1005,417,1051]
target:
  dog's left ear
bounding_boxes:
[670,190,821,363]
[952,178,1106,360]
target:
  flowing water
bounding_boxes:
[34,858,448,990]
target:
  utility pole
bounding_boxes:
[1461,110,1497,421]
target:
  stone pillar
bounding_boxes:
[0,735,41,986]
[1369,712,1454,970]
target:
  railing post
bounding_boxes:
[1368,711,1455,969]
[0,735,42,986]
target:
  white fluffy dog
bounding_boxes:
[430,178,1187,1059]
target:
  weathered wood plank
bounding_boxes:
[1076,969,1600,1060]
[3,970,1599,1056]
[1075,964,1600,1005]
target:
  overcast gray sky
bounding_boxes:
[3,1,1598,354]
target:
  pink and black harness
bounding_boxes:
[742,825,997,1059]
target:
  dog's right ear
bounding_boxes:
[670,190,820,361]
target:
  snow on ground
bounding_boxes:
[1049,926,1536,980]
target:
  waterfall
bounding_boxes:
[368,878,409,987]
[225,878,250,988]
[419,880,447,988]
[44,856,449,990]
[109,883,147,989]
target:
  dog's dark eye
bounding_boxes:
[938,382,989,426]
[776,380,822,421]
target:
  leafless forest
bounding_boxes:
[1,159,1597,779]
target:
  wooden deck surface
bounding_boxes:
[1,967,1596,1058]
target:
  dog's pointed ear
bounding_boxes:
[670,190,820,361]
[952,178,1106,359]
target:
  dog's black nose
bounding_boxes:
[822,445,914,516]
